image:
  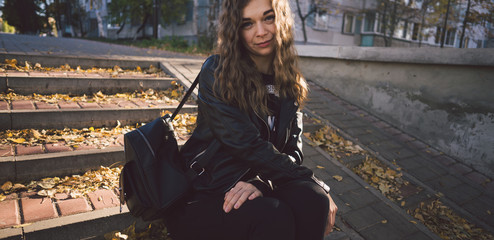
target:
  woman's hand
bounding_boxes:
[223,181,263,213]
[324,193,338,235]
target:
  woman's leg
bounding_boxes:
[271,180,330,240]
[168,194,296,240]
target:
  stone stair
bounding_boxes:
[0,57,198,239]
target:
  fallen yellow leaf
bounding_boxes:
[316,165,325,169]
[333,175,343,182]
[1,181,13,191]
[9,138,26,144]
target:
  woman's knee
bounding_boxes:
[238,197,296,240]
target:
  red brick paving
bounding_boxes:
[130,100,149,107]
[15,145,44,155]
[79,102,101,109]
[99,103,119,108]
[0,199,20,228]
[21,197,58,223]
[72,144,97,151]
[57,198,92,216]
[117,101,137,108]
[87,189,119,210]
[34,101,59,110]
[11,100,35,110]
[0,144,13,157]
[0,101,9,110]
[58,101,81,109]
[44,142,72,153]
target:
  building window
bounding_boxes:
[445,28,456,45]
[313,10,329,30]
[463,37,469,48]
[394,20,407,39]
[435,26,442,44]
[343,14,354,34]
[363,12,376,32]
[412,23,420,41]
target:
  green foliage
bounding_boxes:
[1,0,44,34]
[92,36,213,55]
[108,0,188,27]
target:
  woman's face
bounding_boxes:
[240,0,276,61]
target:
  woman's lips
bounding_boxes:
[257,39,272,48]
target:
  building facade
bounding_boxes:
[68,0,492,48]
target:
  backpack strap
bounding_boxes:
[168,72,221,180]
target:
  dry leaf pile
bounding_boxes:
[1,113,197,148]
[0,81,184,106]
[409,200,494,240]
[1,59,167,77]
[305,121,493,240]
[353,156,408,202]
[0,124,132,148]
[0,166,122,200]
[104,221,172,240]
[303,125,364,156]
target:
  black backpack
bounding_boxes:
[119,75,219,221]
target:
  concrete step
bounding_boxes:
[0,102,197,130]
[2,74,176,95]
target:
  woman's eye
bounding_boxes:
[241,22,253,29]
[265,15,275,22]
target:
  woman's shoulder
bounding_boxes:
[202,54,220,72]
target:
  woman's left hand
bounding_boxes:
[223,181,263,213]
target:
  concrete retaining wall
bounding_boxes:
[296,45,494,178]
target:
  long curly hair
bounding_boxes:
[214,0,307,115]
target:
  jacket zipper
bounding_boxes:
[254,111,270,142]
[279,124,291,152]
[191,148,207,163]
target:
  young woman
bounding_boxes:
[167,0,338,238]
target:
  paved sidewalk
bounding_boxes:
[1,33,493,239]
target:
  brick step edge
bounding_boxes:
[1,104,198,130]
[2,75,177,95]
[0,205,149,240]
[0,146,125,183]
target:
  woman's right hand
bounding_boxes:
[324,193,338,235]
[223,181,263,213]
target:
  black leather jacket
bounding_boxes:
[181,55,329,196]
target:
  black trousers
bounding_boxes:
[167,180,329,240]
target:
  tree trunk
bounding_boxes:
[440,0,452,48]
[387,0,398,47]
[381,1,389,47]
[295,0,308,43]
[135,13,150,40]
[459,0,471,48]
[117,22,126,35]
